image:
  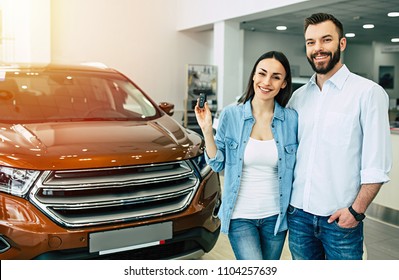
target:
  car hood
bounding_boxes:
[0,115,203,170]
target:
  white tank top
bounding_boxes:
[231,137,279,219]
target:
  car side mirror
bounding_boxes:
[158,102,174,116]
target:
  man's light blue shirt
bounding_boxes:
[288,65,392,216]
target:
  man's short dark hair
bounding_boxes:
[304,13,344,39]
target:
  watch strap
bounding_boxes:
[348,205,365,221]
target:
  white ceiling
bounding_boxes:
[240,0,399,44]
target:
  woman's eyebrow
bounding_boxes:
[259,67,283,76]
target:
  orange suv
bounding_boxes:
[0,63,221,259]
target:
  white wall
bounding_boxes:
[0,0,50,62]
[51,0,213,111]
[213,20,244,107]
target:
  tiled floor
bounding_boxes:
[200,233,292,260]
[201,217,399,260]
[364,217,399,260]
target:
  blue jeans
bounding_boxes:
[287,205,364,260]
[228,215,287,260]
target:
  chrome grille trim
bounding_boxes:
[29,161,199,228]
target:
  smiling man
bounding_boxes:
[287,13,392,260]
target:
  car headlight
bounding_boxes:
[192,153,212,178]
[0,166,40,197]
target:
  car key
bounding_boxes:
[198,93,206,108]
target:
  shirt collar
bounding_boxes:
[310,64,350,91]
[273,101,285,121]
[329,64,349,90]
[243,99,285,121]
[243,100,253,120]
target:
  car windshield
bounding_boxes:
[0,69,160,123]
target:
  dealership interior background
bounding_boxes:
[1,0,398,260]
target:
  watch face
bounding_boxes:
[349,206,365,221]
[356,213,366,221]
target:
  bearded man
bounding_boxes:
[287,13,392,260]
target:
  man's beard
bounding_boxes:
[307,45,341,74]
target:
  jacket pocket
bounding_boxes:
[225,137,239,166]
[284,143,297,170]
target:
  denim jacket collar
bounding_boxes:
[243,99,285,121]
[243,100,253,120]
[273,102,285,121]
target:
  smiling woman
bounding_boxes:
[194,51,298,260]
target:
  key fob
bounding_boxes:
[199,93,206,108]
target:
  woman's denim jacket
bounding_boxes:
[206,100,298,235]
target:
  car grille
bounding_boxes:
[30,161,198,228]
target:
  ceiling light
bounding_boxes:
[388,12,399,17]
[346,33,356,38]
[363,24,374,29]
[391,38,399,43]
[276,26,287,31]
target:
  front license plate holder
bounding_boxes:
[89,221,172,255]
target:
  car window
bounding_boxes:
[0,70,159,123]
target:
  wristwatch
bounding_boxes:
[348,205,366,221]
